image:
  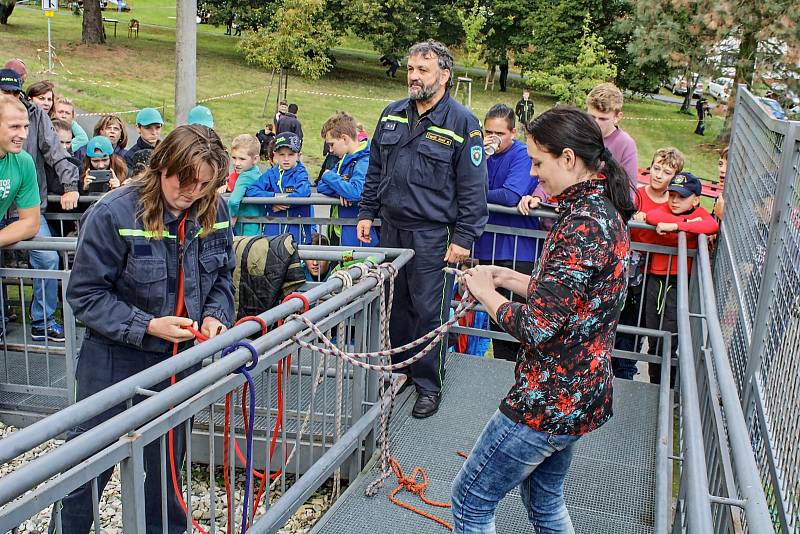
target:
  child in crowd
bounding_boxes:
[125,108,163,174]
[316,111,378,246]
[713,146,728,220]
[245,132,313,244]
[81,136,127,194]
[48,119,83,192]
[75,114,129,161]
[642,172,719,384]
[256,122,275,161]
[613,147,684,379]
[50,96,88,152]
[356,123,369,142]
[586,82,639,189]
[26,80,54,114]
[302,233,336,281]
[274,100,288,131]
[188,105,214,129]
[227,134,263,236]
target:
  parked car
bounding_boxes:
[708,77,733,101]
[758,98,788,121]
[668,73,704,98]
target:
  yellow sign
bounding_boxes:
[44,10,54,16]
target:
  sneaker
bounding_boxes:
[31,323,65,343]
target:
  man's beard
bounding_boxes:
[408,78,441,101]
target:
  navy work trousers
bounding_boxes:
[51,334,197,534]
[381,221,455,395]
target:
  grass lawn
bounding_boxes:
[3,0,725,180]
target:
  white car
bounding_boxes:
[669,73,704,97]
[708,77,733,101]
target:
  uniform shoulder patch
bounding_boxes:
[469,129,482,138]
[470,145,483,167]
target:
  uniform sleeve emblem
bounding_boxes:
[470,145,483,167]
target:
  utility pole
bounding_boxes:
[174,0,197,125]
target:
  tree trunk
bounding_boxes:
[0,0,16,25]
[680,65,694,113]
[82,0,105,44]
[717,28,758,144]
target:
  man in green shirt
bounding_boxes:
[0,93,41,245]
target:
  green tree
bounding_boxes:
[457,0,492,75]
[198,0,277,32]
[626,0,719,113]
[0,0,15,25]
[237,0,337,81]
[526,14,617,107]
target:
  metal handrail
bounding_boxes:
[697,235,774,532]
[676,232,715,532]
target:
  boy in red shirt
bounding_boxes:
[643,172,718,384]
[614,147,685,379]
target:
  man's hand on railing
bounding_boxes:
[60,191,80,211]
[340,197,351,207]
[357,219,373,244]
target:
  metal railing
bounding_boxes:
[710,86,800,533]
[0,247,412,533]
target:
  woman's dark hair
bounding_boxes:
[26,80,55,101]
[525,106,636,221]
[485,103,515,131]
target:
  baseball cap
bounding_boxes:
[273,132,301,153]
[187,105,214,128]
[86,136,114,158]
[0,69,22,92]
[136,107,163,126]
[668,172,702,197]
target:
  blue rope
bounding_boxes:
[221,340,260,533]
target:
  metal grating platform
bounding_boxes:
[312,353,658,534]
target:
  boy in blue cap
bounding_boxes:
[642,171,718,384]
[245,132,314,243]
[124,107,163,174]
[188,105,214,129]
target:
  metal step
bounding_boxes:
[312,353,658,534]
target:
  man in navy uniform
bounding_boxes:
[357,40,488,418]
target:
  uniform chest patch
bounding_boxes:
[383,121,397,131]
[285,187,295,193]
[425,131,453,147]
[471,145,483,167]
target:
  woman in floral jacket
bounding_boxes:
[452,107,636,534]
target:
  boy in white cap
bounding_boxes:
[124,107,163,174]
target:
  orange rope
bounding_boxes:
[387,457,454,531]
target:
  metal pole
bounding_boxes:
[174,0,197,125]
[697,235,775,532]
[47,18,53,72]
[676,232,714,533]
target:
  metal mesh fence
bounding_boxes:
[713,87,800,533]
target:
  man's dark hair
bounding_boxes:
[288,103,298,114]
[485,104,515,131]
[408,40,454,89]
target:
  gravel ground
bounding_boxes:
[1,422,341,534]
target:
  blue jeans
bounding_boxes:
[451,410,580,534]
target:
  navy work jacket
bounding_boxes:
[66,185,236,353]
[358,92,488,250]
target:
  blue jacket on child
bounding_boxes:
[245,161,314,244]
[316,140,378,246]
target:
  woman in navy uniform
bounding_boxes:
[53,125,235,533]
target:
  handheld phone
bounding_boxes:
[87,170,112,194]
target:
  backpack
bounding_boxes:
[232,233,306,320]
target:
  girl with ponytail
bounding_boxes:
[452,107,632,533]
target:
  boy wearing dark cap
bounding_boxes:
[642,172,719,384]
[245,132,314,244]
[124,107,163,174]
